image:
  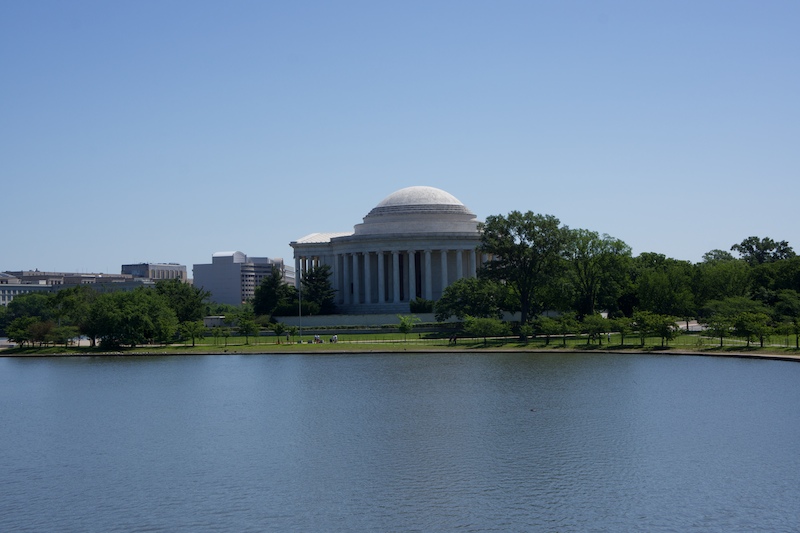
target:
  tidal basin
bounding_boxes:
[1,352,798,532]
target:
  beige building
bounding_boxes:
[122,263,188,282]
[193,252,293,306]
[291,186,482,314]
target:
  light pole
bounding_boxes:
[298,266,302,344]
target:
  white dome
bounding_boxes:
[376,186,465,208]
[354,186,478,236]
[366,186,475,218]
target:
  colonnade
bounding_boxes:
[294,247,479,308]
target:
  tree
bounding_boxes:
[610,316,634,346]
[703,296,768,319]
[134,289,180,345]
[731,236,795,266]
[287,325,299,344]
[633,310,679,347]
[397,314,420,341]
[634,254,695,318]
[236,308,259,344]
[565,229,632,317]
[786,318,800,349]
[479,211,570,333]
[156,279,210,324]
[774,319,800,349]
[534,316,559,345]
[271,321,287,343]
[86,289,178,348]
[180,320,207,347]
[52,325,80,348]
[52,285,95,329]
[27,320,54,347]
[434,277,510,321]
[750,256,800,296]
[773,290,800,324]
[410,297,434,313]
[221,327,231,347]
[463,316,511,345]
[7,292,54,322]
[7,316,37,347]
[205,302,240,318]
[702,249,735,264]
[84,293,117,347]
[704,315,733,347]
[253,269,295,317]
[0,304,8,336]
[581,314,607,345]
[300,264,337,315]
[652,314,680,347]
[733,312,772,348]
[702,296,768,348]
[693,256,751,307]
[555,312,579,346]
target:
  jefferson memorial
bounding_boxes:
[290,186,482,314]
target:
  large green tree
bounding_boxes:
[155,279,210,323]
[253,269,296,317]
[693,253,751,306]
[633,310,679,347]
[86,289,178,348]
[301,264,337,315]
[7,292,55,322]
[731,236,795,266]
[565,229,632,317]
[463,316,511,345]
[479,211,570,329]
[434,277,511,321]
[236,307,259,344]
[701,296,771,348]
[180,320,207,347]
[632,253,695,319]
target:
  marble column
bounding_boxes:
[352,253,360,305]
[364,252,372,304]
[392,251,401,304]
[456,249,464,281]
[440,249,448,290]
[342,253,351,305]
[331,254,339,301]
[377,251,386,303]
[424,249,432,300]
[468,249,477,277]
[408,250,416,301]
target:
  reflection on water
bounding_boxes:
[1,353,798,532]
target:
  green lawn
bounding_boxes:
[3,330,799,357]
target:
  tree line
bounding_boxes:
[0,269,334,348]
[3,212,799,349]
[434,212,800,347]
[0,280,217,348]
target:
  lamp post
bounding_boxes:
[298,266,302,344]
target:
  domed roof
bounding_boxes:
[376,186,465,208]
[353,186,479,236]
[366,186,475,218]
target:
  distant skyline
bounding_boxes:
[3,1,798,275]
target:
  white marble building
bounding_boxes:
[290,186,482,314]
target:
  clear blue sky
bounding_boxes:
[3,1,798,275]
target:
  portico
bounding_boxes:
[291,186,482,314]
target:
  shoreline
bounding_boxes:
[3,345,800,363]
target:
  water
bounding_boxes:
[1,352,798,532]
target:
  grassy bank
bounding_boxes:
[3,331,800,360]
